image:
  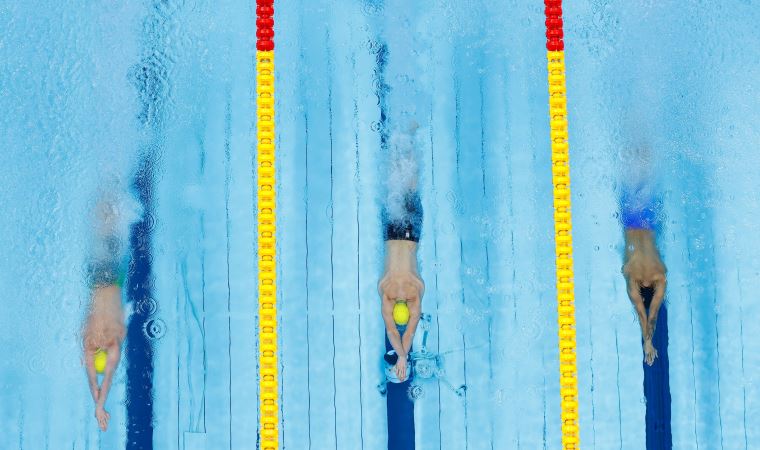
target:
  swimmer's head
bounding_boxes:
[393,299,410,326]
[94,348,107,374]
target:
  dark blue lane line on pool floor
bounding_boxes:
[643,291,672,450]
[125,1,175,444]
[371,33,415,449]
[126,155,156,450]
[386,335,415,450]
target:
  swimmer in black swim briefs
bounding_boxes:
[82,200,128,431]
[378,125,424,383]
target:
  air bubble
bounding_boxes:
[415,359,435,379]
[138,297,158,316]
[408,384,424,400]
[143,318,166,340]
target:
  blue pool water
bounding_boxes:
[1,1,759,449]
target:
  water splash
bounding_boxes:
[382,124,421,224]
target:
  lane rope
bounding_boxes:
[254,2,579,448]
[256,1,278,449]
[544,1,581,448]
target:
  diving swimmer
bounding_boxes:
[379,123,424,382]
[620,148,667,366]
[82,199,128,431]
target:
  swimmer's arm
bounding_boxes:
[382,296,406,359]
[96,345,121,409]
[401,298,421,354]
[627,278,648,342]
[84,350,99,402]
[646,276,667,342]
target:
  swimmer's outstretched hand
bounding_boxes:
[394,355,408,381]
[644,341,658,366]
[95,406,110,431]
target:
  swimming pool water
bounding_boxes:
[1,0,759,449]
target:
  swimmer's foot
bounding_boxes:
[95,406,110,431]
[643,341,658,366]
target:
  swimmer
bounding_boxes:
[620,148,667,366]
[378,122,424,382]
[82,199,128,431]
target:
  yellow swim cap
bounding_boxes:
[393,300,410,325]
[94,349,107,374]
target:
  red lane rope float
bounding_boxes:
[545,0,564,51]
[544,0,580,449]
[257,1,275,51]
[256,1,277,450]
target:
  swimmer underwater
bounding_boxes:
[82,199,128,431]
[378,123,425,382]
[620,150,667,366]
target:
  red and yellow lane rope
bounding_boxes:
[256,1,277,449]
[544,1,580,448]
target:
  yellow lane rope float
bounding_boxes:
[256,1,278,449]
[544,1,581,448]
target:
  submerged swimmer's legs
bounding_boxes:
[382,121,422,234]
